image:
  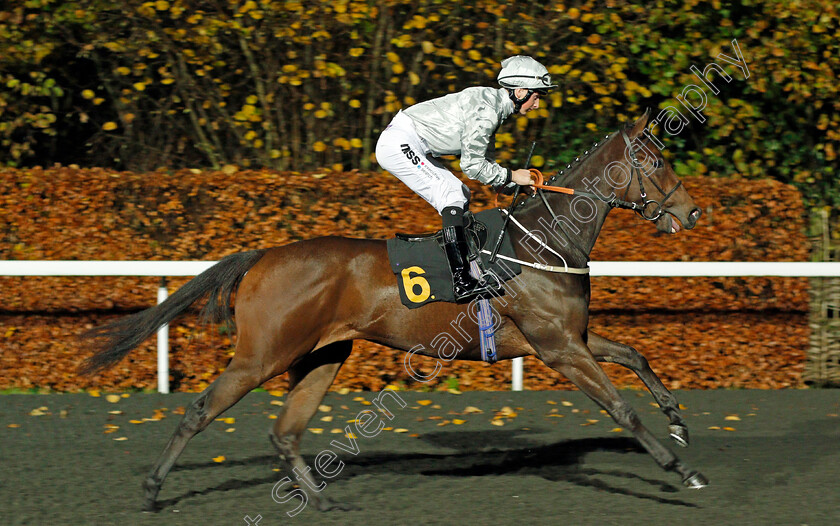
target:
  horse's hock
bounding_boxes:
[807,210,840,386]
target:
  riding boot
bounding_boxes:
[442,225,504,303]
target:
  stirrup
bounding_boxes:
[452,272,505,304]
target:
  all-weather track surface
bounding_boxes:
[1,389,838,526]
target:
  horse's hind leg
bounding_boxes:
[142,361,265,511]
[541,335,708,489]
[270,340,355,513]
[587,331,690,447]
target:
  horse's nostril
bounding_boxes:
[689,208,702,223]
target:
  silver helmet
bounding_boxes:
[497,56,556,92]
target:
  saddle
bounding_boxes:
[386,209,522,309]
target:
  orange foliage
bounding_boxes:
[0,167,810,392]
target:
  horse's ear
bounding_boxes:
[628,108,651,138]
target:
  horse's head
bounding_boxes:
[618,110,702,233]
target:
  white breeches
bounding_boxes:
[375,111,469,214]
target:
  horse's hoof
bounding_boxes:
[682,471,709,489]
[669,424,690,448]
[142,478,160,512]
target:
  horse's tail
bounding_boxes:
[79,249,267,375]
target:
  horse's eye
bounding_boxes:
[653,158,664,169]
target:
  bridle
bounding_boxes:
[529,130,682,222]
[491,129,684,269]
[619,131,682,222]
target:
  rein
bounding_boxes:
[491,130,682,274]
[530,130,681,220]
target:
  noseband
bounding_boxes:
[619,131,682,222]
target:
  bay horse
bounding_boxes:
[82,110,707,512]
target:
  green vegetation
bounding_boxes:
[1,1,836,224]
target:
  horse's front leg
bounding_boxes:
[539,333,708,489]
[587,331,690,447]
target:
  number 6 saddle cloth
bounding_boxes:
[386,208,522,309]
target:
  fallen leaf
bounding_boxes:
[318,405,332,412]
[225,428,235,433]
[417,400,433,406]
[463,406,483,413]
[308,428,324,434]
[497,407,517,418]
[725,415,741,421]
[320,416,333,422]
[490,419,505,426]
[452,419,466,425]
[106,394,121,403]
[212,455,225,463]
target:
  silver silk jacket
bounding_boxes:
[402,87,514,187]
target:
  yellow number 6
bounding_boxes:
[401,266,431,303]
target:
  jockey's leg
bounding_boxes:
[440,205,502,303]
[376,112,501,303]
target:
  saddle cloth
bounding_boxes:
[386,208,522,309]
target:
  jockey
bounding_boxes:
[376,55,555,303]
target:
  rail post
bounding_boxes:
[156,277,169,393]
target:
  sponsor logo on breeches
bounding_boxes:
[401,143,424,167]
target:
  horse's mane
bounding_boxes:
[548,132,615,188]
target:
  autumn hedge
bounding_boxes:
[0,167,810,392]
